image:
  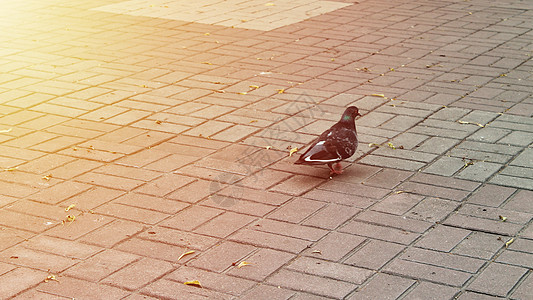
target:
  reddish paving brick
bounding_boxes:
[302,203,360,230]
[115,238,188,263]
[37,276,130,299]
[345,240,405,270]
[267,197,326,223]
[287,256,374,284]
[267,269,358,299]
[231,223,314,253]
[355,210,432,233]
[138,226,218,251]
[228,248,295,281]
[102,258,174,291]
[252,219,328,242]
[304,231,367,262]
[0,267,47,299]
[167,266,256,296]
[194,211,256,238]
[113,192,189,214]
[239,284,296,300]
[371,192,424,215]
[141,278,231,299]
[63,249,139,282]
[189,241,255,273]
[79,219,145,248]
[348,273,415,300]
[270,175,326,196]
[160,205,222,231]
[340,221,420,245]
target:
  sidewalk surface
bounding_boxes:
[1,0,533,299]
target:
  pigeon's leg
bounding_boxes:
[327,162,343,175]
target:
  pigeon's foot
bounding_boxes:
[328,162,343,175]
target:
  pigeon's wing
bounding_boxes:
[296,124,358,165]
[295,139,342,165]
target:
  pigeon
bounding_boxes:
[294,106,361,175]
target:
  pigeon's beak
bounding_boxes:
[355,112,362,118]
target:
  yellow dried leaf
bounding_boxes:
[289,147,298,157]
[0,128,12,133]
[237,261,251,268]
[371,93,386,98]
[65,215,75,223]
[505,238,515,248]
[155,120,162,124]
[177,250,195,261]
[265,2,275,6]
[249,85,259,89]
[42,174,52,181]
[395,190,405,194]
[387,142,396,149]
[3,167,18,172]
[204,32,210,36]
[311,250,322,254]
[499,215,507,222]
[250,120,258,123]
[457,120,484,127]
[214,89,225,93]
[184,280,202,288]
[201,62,213,65]
[44,274,59,283]
[277,89,285,94]
[368,143,381,148]
[65,204,76,212]
[238,92,248,95]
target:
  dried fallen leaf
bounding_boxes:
[499,215,507,222]
[177,250,195,261]
[0,128,12,133]
[265,146,272,150]
[505,238,515,248]
[457,120,485,127]
[238,92,248,95]
[371,93,385,98]
[63,215,76,224]
[155,120,162,124]
[3,167,18,172]
[289,147,298,157]
[311,250,322,254]
[42,174,52,181]
[214,89,225,93]
[201,62,213,65]
[249,85,259,89]
[387,142,396,149]
[237,261,251,268]
[368,143,381,148]
[65,204,76,212]
[277,89,285,94]
[184,280,202,288]
[265,2,275,6]
[250,120,258,123]
[44,274,59,283]
[395,190,406,194]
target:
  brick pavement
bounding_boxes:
[0,0,533,299]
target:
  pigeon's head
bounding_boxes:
[341,106,361,122]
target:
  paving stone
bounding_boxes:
[167,266,256,296]
[227,248,296,281]
[467,263,528,297]
[36,276,130,300]
[403,281,460,300]
[512,273,533,300]
[267,269,357,299]
[0,268,47,299]
[415,225,471,252]
[467,184,516,207]
[63,249,139,282]
[102,258,174,291]
[349,273,415,300]
[345,239,405,270]
[384,258,472,287]
[304,231,367,262]
[189,241,255,273]
[340,220,420,245]
[267,197,326,224]
[452,232,504,260]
